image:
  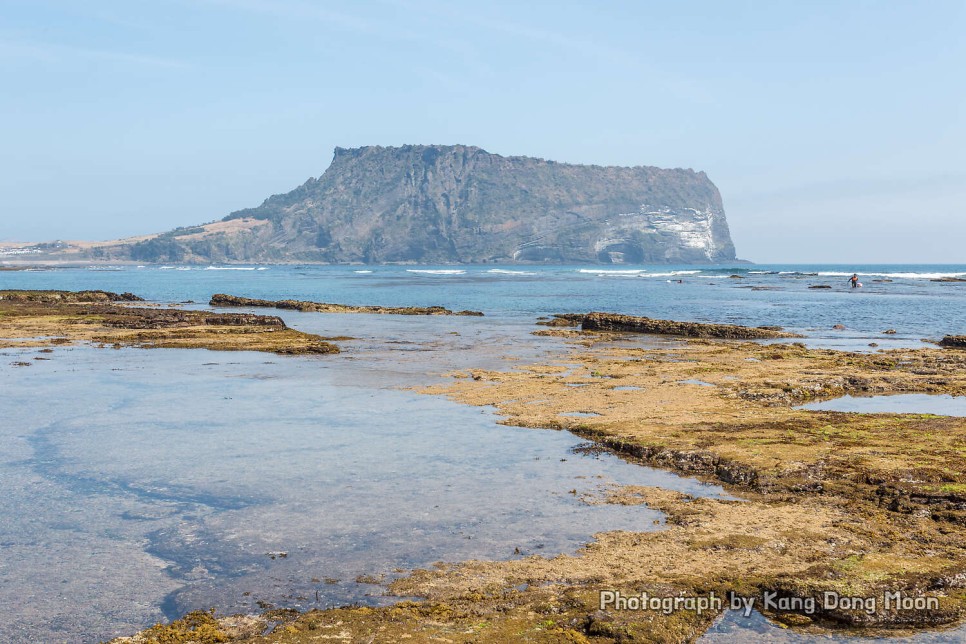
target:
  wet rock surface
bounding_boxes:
[578,311,802,339]
[535,313,585,327]
[0,291,339,354]
[91,306,287,330]
[941,336,966,349]
[0,289,144,303]
[210,293,484,316]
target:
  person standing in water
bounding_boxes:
[849,273,859,288]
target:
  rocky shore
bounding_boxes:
[941,335,966,349]
[110,314,966,643]
[0,290,340,355]
[539,311,800,339]
[210,293,484,316]
[0,289,144,303]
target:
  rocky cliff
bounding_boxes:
[120,145,738,264]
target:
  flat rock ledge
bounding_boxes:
[540,312,801,339]
[941,335,966,349]
[0,290,339,355]
[210,293,484,316]
[0,289,144,303]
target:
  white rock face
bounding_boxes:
[593,205,724,263]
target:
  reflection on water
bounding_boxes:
[680,379,716,387]
[797,394,966,417]
[0,329,729,643]
[700,610,966,643]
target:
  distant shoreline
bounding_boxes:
[0,258,757,268]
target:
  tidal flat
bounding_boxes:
[131,328,966,642]
[1,291,730,642]
[3,290,966,642]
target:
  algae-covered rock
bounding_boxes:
[0,289,144,303]
[0,290,340,355]
[941,335,966,349]
[210,293,483,316]
[578,311,801,339]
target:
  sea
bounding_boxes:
[1,263,964,643]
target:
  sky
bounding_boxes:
[1,0,963,263]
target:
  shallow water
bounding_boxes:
[680,379,716,387]
[700,609,966,642]
[2,264,965,642]
[798,394,966,416]
[0,338,730,643]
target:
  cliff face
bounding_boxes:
[126,145,737,264]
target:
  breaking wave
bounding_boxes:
[817,271,966,280]
[639,270,702,278]
[577,269,702,278]
[577,269,647,275]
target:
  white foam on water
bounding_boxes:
[486,269,536,275]
[577,269,647,275]
[817,271,966,280]
[406,269,466,275]
[354,270,374,274]
[640,270,702,278]
[205,266,257,271]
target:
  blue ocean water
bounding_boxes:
[3,263,965,343]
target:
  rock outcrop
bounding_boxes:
[578,312,801,339]
[210,293,483,316]
[0,291,340,354]
[941,336,966,349]
[108,145,737,265]
[0,289,144,303]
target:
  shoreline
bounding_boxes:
[0,290,341,355]
[5,291,965,641]
[394,331,966,637]
[102,311,966,641]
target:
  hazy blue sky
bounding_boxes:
[1,0,963,262]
